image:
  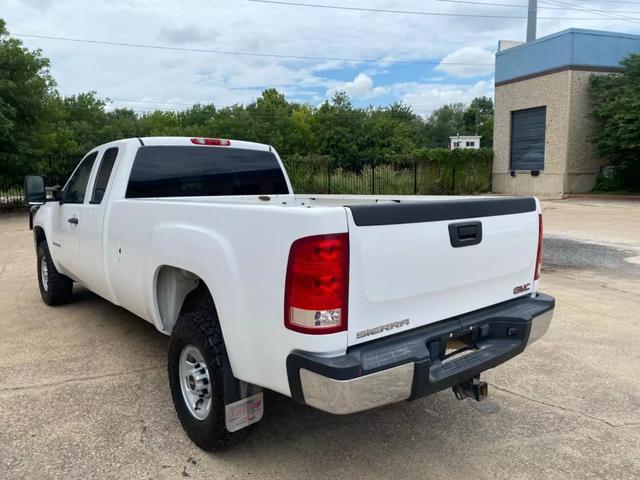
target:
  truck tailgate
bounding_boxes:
[345,197,540,346]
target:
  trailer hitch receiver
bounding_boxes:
[452,377,488,402]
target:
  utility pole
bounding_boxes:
[527,0,537,42]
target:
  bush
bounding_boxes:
[414,148,493,194]
[593,166,624,192]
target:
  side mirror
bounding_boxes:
[24,175,46,205]
[48,185,62,203]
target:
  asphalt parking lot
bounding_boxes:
[1,198,639,480]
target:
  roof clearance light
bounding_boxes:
[190,138,231,146]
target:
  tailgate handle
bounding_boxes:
[448,221,482,247]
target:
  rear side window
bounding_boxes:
[91,147,118,204]
[126,146,289,198]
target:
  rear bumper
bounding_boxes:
[287,293,554,414]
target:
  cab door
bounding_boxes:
[77,145,122,301]
[50,151,99,282]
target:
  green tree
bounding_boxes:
[463,96,494,147]
[288,104,317,155]
[313,91,367,169]
[178,103,216,131]
[590,54,640,189]
[204,104,253,141]
[138,110,181,136]
[423,103,466,148]
[100,108,144,141]
[0,19,58,183]
[246,89,293,153]
[361,102,423,163]
[54,92,108,155]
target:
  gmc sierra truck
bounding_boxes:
[24,137,554,450]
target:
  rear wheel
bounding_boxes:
[37,242,73,306]
[168,308,245,450]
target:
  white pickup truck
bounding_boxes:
[25,136,554,450]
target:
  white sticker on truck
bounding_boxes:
[225,392,264,432]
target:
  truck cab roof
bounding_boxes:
[136,136,272,151]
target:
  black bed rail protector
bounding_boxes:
[347,197,536,226]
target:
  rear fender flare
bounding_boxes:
[144,224,246,368]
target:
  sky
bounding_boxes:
[3,0,640,116]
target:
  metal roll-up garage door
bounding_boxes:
[510,106,546,171]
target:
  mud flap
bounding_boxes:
[225,391,264,432]
[223,354,263,432]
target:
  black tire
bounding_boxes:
[168,308,244,451]
[36,241,73,306]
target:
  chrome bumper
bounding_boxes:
[296,303,554,415]
[299,364,415,415]
[527,308,554,345]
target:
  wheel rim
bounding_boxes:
[40,257,49,292]
[178,344,212,420]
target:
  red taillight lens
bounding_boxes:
[284,233,349,334]
[190,137,231,146]
[534,214,543,280]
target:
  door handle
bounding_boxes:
[68,217,79,225]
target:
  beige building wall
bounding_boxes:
[493,69,607,198]
[565,70,608,193]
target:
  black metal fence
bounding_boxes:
[0,184,24,212]
[0,153,493,212]
[283,156,493,196]
[0,156,80,212]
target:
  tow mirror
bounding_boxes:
[24,175,47,231]
[24,175,46,205]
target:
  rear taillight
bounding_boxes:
[284,233,349,334]
[190,137,231,146]
[534,214,543,280]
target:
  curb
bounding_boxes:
[563,194,640,201]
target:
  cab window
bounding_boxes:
[126,146,288,198]
[91,148,118,204]
[63,152,98,204]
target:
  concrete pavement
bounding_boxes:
[0,199,639,479]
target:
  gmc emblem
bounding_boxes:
[513,283,531,295]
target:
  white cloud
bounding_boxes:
[435,47,495,78]
[395,79,494,116]
[3,0,639,112]
[157,25,214,45]
[327,73,386,99]
[16,0,53,11]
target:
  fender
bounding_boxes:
[143,223,248,377]
[32,205,60,268]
